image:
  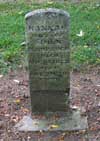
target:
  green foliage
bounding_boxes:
[0,0,100,73]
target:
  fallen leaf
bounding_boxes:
[96,84,100,87]
[76,30,84,37]
[96,3,100,8]
[20,41,26,46]
[18,11,23,15]
[95,89,98,93]
[84,45,88,48]
[27,136,31,140]
[15,99,21,104]
[0,75,3,78]
[97,118,100,122]
[98,102,100,107]
[22,108,29,113]
[70,105,80,110]
[49,124,59,129]
[5,114,10,117]
[11,115,19,123]
[90,126,97,131]
[13,79,20,84]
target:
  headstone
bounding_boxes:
[25,8,70,113]
[15,8,88,131]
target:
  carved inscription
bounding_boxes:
[28,24,69,80]
[26,9,70,90]
[28,25,65,32]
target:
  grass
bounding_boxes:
[0,0,100,73]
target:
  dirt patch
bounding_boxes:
[0,67,100,140]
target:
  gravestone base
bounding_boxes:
[15,109,88,131]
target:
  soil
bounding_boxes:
[0,67,100,141]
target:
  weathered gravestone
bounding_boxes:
[15,8,88,131]
[26,8,70,113]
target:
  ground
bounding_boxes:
[0,67,100,141]
[0,0,100,140]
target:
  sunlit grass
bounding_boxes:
[0,0,100,73]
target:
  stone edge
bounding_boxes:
[25,8,70,20]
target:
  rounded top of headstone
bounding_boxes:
[25,8,70,19]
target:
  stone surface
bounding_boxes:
[25,8,70,113]
[15,110,88,131]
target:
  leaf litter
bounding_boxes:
[0,67,100,140]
